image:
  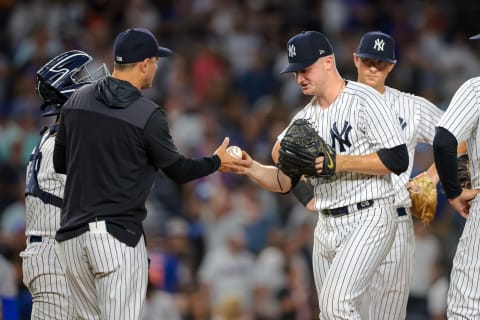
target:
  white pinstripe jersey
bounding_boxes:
[25,129,65,238]
[384,86,444,207]
[437,76,480,188]
[282,81,406,210]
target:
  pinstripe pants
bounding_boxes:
[312,205,397,320]
[57,231,149,320]
[367,213,414,320]
[21,237,76,320]
[448,199,480,319]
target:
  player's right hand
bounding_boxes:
[449,188,480,218]
[214,137,250,173]
[221,149,254,175]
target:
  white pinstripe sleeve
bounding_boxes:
[415,96,444,145]
[437,77,480,141]
[358,84,405,149]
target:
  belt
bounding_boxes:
[397,207,407,217]
[321,200,374,217]
[29,235,43,243]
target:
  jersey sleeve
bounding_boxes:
[144,108,182,169]
[360,87,406,149]
[437,78,480,141]
[415,96,444,145]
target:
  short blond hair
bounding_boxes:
[113,62,137,71]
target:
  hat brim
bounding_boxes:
[158,47,173,57]
[356,53,396,64]
[280,59,318,74]
[469,34,480,40]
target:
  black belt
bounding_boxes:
[397,207,407,217]
[29,236,43,243]
[321,200,374,217]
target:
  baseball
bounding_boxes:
[226,146,242,159]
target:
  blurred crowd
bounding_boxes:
[1,0,480,319]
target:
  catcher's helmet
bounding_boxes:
[36,50,109,116]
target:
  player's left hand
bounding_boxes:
[278,119,336,178]
[449,188,480,219]
[408,172,438,226]
[407,179,420,193]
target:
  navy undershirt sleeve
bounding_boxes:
[144,109,220,184]
[433,127,461,199]
[377,144,408,175]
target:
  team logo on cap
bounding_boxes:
[288,44,296,57]
[116,56,123,62]
[373,38,385,51]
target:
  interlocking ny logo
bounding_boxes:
[398,117,407,130]
[288,44,296,57]
[330,121,352,152]
[373,38,385,51]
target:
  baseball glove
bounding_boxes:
[409,174,437,226]
[457,153,471,189]
[278,119,336,178]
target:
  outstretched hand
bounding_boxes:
[213,138,251,173]
[227,149,254,175]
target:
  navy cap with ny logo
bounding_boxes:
[280,31,334,74]
[114,28,172,64]
[356,31,396,64]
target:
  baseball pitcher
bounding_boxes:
[228,31,409,319]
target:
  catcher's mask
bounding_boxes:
[36,50,110,116]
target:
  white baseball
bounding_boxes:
[226,146,242,159]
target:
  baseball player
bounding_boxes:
[229,30,408,319]
[352,31,444,320]
[433,34,480,320]
[278,31,467,319]
[279,31,468,320]
[52,28,241,320]
[19,50,109,319]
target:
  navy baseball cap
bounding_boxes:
[357,31,396,64]
[470,34,480,40]
[113,28,172,64]
[280,31,334,74]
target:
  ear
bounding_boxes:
[387,62,396,73]
[353,53,360,68]
[139,59,149,74]
[323,55,334,70]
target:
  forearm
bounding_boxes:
[162,155,220,184]
[247,161,292,192]
[336,144,408,175]
[422,140,466,186]
[433,127,461,199]
[336,153,391,175]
